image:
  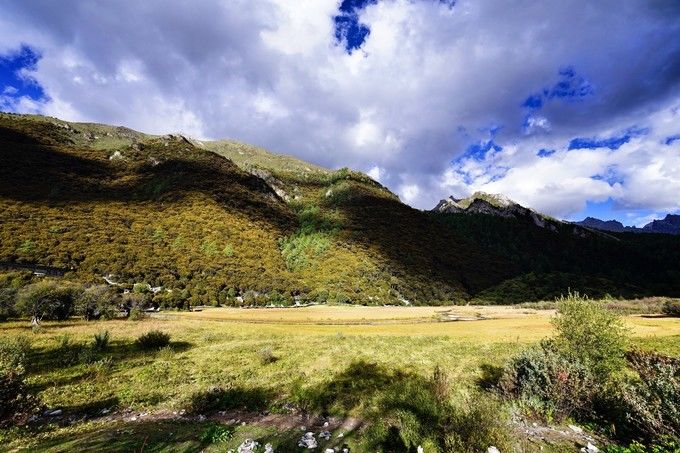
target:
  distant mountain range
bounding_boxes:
[574,214,680,235]
[434,193,680,236]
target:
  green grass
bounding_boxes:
[1,306,678,450]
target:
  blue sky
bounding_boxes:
[1,0,679,225]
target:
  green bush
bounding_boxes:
[661,300,680,317]
[552,292,628,381]
[0,338,36,426]
[200,423,234,444]
[499,340,595,421]
[610,350,680,442]
[135,330,170,350]
[16,281,82,322]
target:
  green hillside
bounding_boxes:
[1,112,679,306]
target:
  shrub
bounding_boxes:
[661,300,680,317]
[200,422,234,444]
[0,287,17,321]
[0,338,36,426]
[135,330,170,350]
[92,330,110,352]
[128,306,146,321]
[16,281,82,322]
[499,340,595,421]
[610,350,680,442]
[552,292,628,381]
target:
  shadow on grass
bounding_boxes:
[187,385,276,414]
[23,418,340,453]
[295,360,511,453]
[26,340,193,394]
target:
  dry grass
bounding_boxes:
[1,306,678,451]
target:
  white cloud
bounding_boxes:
[0,0,678,218]
[366,165,385,182]
[398,183,420,204]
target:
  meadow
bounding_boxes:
[1,305,678,451]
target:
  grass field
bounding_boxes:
[1,306,679,451]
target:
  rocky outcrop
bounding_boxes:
[248,168,290,202]
[433,192,559,232]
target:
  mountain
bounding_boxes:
[434,192,567,233]
[642,214,680,235]
[2,112,680,305]
[574,214,680,235]
[575,217,629,233]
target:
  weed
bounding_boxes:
[259,347,277,365]
[200,423,234,444]
[136,330,170,350]
[92,330,110,352]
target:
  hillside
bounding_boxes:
[0,113,511,306]
[2,112,680,305]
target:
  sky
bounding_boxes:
[1,0,680,226]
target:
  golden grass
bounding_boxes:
[1,306,678,451]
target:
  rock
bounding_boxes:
[488,447,501,453]
[237,439,259,453]
[264,444,274,453]
[325,449,335,453]
[323,421,329,427]
[48,409,62,416]
[299,432,318,449]
[569,424,583,433]
[580,443,599,453]
[337,432,344,438]
[109,151,124,160]
[417,446,424,453]
[319,431,331,441]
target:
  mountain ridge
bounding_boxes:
[574,214,680,235]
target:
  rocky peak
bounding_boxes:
[433,192,559,232]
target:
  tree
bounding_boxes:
[76,285,119,320]
[16,281,82,322]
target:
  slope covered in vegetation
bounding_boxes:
[1,112,679,306]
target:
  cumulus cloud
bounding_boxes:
[0,0,679,221]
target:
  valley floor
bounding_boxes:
[1,305,678,452]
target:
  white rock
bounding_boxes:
[264,444,274,453]
[488,447,501,453]
[323,421,329,427]
[325,449,335,453]
[299,432,318,449]
[417,446,424,453]
[238,439,259,453]
[319,431,332,440]
[569,424,583,433]
[581,443,599,453]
